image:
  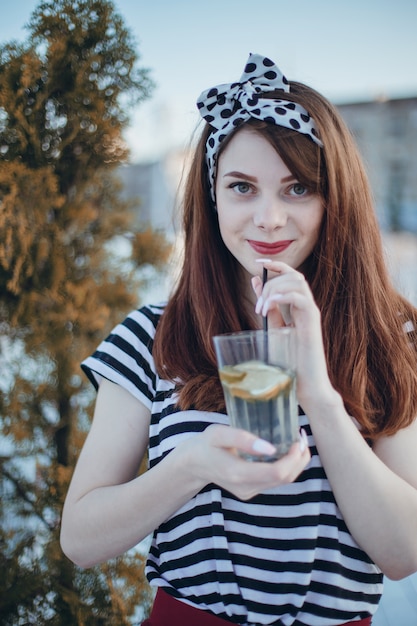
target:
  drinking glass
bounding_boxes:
[213,329,298,462]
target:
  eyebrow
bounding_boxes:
[223,171,295,183]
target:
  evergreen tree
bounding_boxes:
[0,1,170,622]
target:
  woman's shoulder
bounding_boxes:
[81,303,168,400]
[120,302,167,338]
[133,302,167,320]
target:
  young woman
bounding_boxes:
[60,54,417,626]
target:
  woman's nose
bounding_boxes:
[253,196,287,230]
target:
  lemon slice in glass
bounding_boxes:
[219,365,246,384]
[228,360,292,401]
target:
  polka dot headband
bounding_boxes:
[196,53,323,202]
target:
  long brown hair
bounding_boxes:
[153,81,417,439]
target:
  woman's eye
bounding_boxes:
[231,182,251,194]
[291,182,308,196]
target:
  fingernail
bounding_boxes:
[261,298,272,317]
[255,296,264,315]
[252,438,276,455]
[255,258,272,264]
[299,428,309,453]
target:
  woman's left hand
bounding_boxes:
[251,261,337,411]
[253,261,417,580]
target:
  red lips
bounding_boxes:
[248,239,293,255]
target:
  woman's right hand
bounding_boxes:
[61,380,309,568]
[251,260,339,412]
[182,423,310,501]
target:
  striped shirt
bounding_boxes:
[82,304,383,626]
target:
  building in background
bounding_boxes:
[118,149,186,236]
[338,95,417,232]
[337,95,417,304]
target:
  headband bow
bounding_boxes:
[196,53,323,202]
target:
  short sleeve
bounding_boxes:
[81,304,165,410]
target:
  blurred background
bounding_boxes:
[0,1,416,624]
[5,0,416,303]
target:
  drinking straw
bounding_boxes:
[258,265,269,440]
[262,267,269,364]
[262,267,268,333]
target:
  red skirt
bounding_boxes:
[142,588,372,625]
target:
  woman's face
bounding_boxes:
[215,128,324,279]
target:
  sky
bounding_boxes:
[1,0,417,162]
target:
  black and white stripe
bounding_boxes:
[82,305,382,626]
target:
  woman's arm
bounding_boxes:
[60,379,202,567]
[254,260,417,580]
[61,378,310,568]
[306,393,417,580]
